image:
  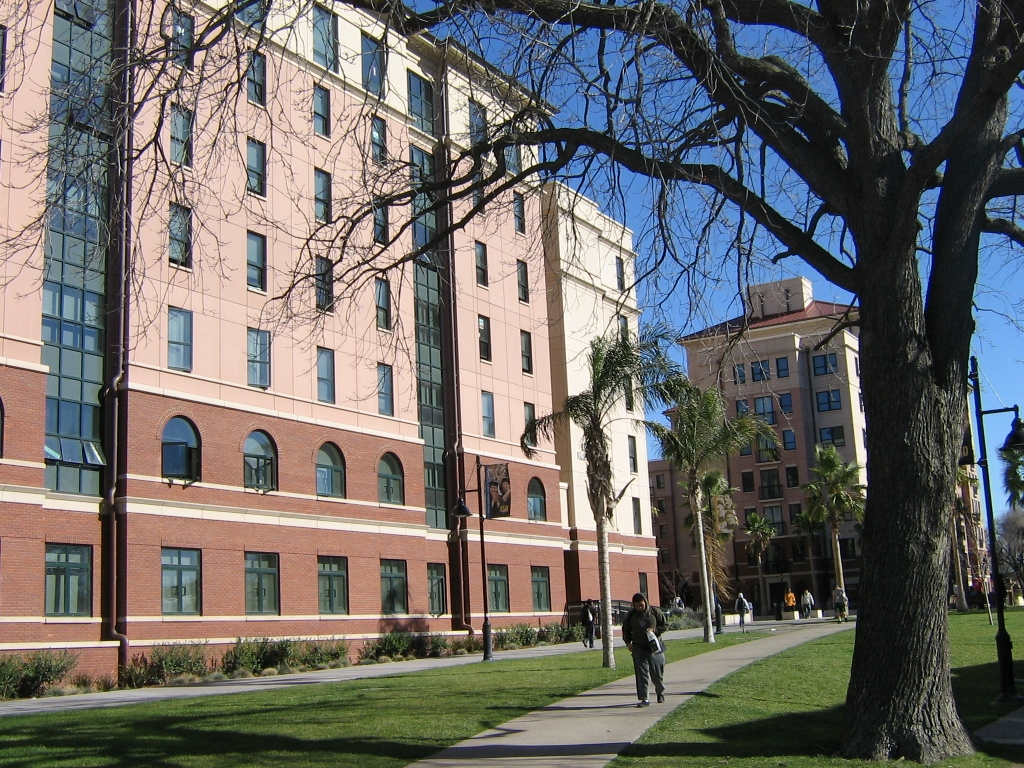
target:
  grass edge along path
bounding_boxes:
[0,631,761,768]
[611,610,1024,768]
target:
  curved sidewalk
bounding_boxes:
[409,622,854,768]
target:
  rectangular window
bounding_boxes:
[45,544,92,616]
[617,315,629,340]
[516,260,529,303]
[475,241,488,286]
[656,474,665,489]
[488,564,509,612]
[315,256,333,312]
[639,572,648,599]
[779,392,793,414]
[381,559,407,614]
[782,429,796,451]
[816,390,842,412]
[170,9,194,68]
[855,356,861,377]
[162,548,201,615]
[531,566,551,612]
[754,395,776,424]
[752,360,770,381]
[616,256,625,291]
[740,441,752,456]
[632,497,642,534]
[786,465,800,488]
[318,556,348,614]
[792,539,806,561]
[736,399,749,415]
[763,505,785,535]
[468,100,487,145]
[776,357,790,378]
[408,70,434,134]
[375,277,391,330]
[659,524,668,538]
[513,193,525,233]
[246,138,266,196]
[169,204,192,268]
[245,552,279,614]
[312,5,338,72]
[859,392,864,412]
[236,0,268,26]
[523,402,535,446]
[788,502,802,523]
[478,315,491,361]
[370,116,387,163]
[504,143,521,175]
[481,391,495,437]
[247,52,266,105]
[760,468,782,500]
[410,146,436,252]
[168,307,193,372]
[246,231,266,291]
[427,563,447,615]
[813,352,838,376]
[316,347,335,403]
[312,85,330,137]
[377,363,393,415]
[521,330,533,373]
[628,435,638,473]
[0,26,7,92]
[170,104,193,166]
[820,426,846,447]
[373,200,388,243]
[839,538,856,560]
[361,33,384,96]
[314,169,331,222]
[756,434,779,464]
[741,471,755,493]
[247,328,271,388]
[734,364,746,384]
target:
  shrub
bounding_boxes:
[538,623,580,644]
[149,642,209,683]
[228,668,254,679]
[121,654,153,689]
[667,607,702,630]
[18,651,78,698]
[0,656,25,700]
[426,634,450,657]
[221,638,294,674]
[450,636,482,654]
[96,676,118,692]
[495,624,537,649]
[294,639,348,668]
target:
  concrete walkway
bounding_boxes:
[409,622,853,768]
[975,702,1024,745]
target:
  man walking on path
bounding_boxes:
[832,586,848,622]
[801,589,815,619]
[581,599,597,648]
[622,592,667,707]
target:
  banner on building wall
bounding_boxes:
[485,463,511,518]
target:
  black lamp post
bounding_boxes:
[452,459,494,662]
[968,356,1024,702]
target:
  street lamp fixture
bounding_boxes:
[968,356,1023,702]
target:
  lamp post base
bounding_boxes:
[482,619,494,661]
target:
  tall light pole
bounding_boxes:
[968,356,1024,702]
[452,457,494,662]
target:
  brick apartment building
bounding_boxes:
[0,0,656,674]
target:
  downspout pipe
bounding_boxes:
[103,0,134,674]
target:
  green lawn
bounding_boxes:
[0,633,756,767]
[612,609,1024,768]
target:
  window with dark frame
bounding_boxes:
[741,470,755,493]
[788,502,802,523]
[734,364,746,384]
[782,429,796,451]
[504,143,521,175]
[475,241,488,285]
[167,307,193,372]
[377,363,393,415]
[813,352,838,376]
[513,192,525,233]
[316,443,345,497]
[786,465,800,488]
[752,360,770,381]
[478,315,491,361]
[615,256,625,291]
[246,328,271,388]
[373,199,388,243]
[361,33,384,96]
[370,116,387,163]
[162,547,201,615]
[169,204,192,267]
[408,70,434,134]
[245,551,279,614]
[375,277,391,330]
[235,0,267,27]
[0,26,7,92]
[820,426,846,446]
[816,390,842,412]
[427,562,447,615]
[380,559,408,614]
[468,100,487,145]
[754,395,776,424]
[314,168,331,222]
[531,566,551,612]
[161,416,200,482]
[527,477,546,520]
[632,497,642,534]
[656,474,665,489]
[481,391,495,437]
[170,104,193,166]
[736,399,749,415]
[776,356,790,378]
[316,347,334,403]
[792,539,806,561]
[315,255,333,311]
[756,434,779,463]
[169,8,194,68]
[246,138,266,196]
[488,564,510,612]
[516,260,529,302]
[779,392,793,414]
[312,5,338,72]
[246,231,266,291]
[318,555,348,613]
[628,435,638,473]
[243,430,276,490]
[521,330,532,373]
[246,52,266,105]
[523,402,536,447]
[45,544,92,616]
[378,454,404,503]
[312,85,330,136]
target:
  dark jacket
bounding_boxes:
[621,604,667,647]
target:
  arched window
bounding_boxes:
[161,416,200,482]
[527,478,546,521]
[243,431,277,491]
[378,452,404,504]
[316,443,346,497]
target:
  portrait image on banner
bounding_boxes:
[485,463,511,518]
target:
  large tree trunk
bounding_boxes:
[689,479,715,643]
[842,243,974,761]
[596,513,615,669]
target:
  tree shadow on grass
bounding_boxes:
[950,659,1024,732]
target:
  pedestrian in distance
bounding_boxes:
[581,599,597,649]
[800,589,815,619]
[735,592,751,632]
[832,585,848,623]
[784,588,797,613]
[622,592,667,707]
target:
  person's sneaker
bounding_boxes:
[657,694,665,703]
[637,700,650,708]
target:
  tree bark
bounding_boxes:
[950,508,969,612]
[689,477,716,643]
[805,533,819,604]
[596,513,615,669]
[830,522,845,592]
[755,558,766,617]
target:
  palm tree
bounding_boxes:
[744,512,777,616]
[648,379,774,642]
[692,470,738,612]
[521,327,679,669]
[802,444,866,594]
[791,509,823,604]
